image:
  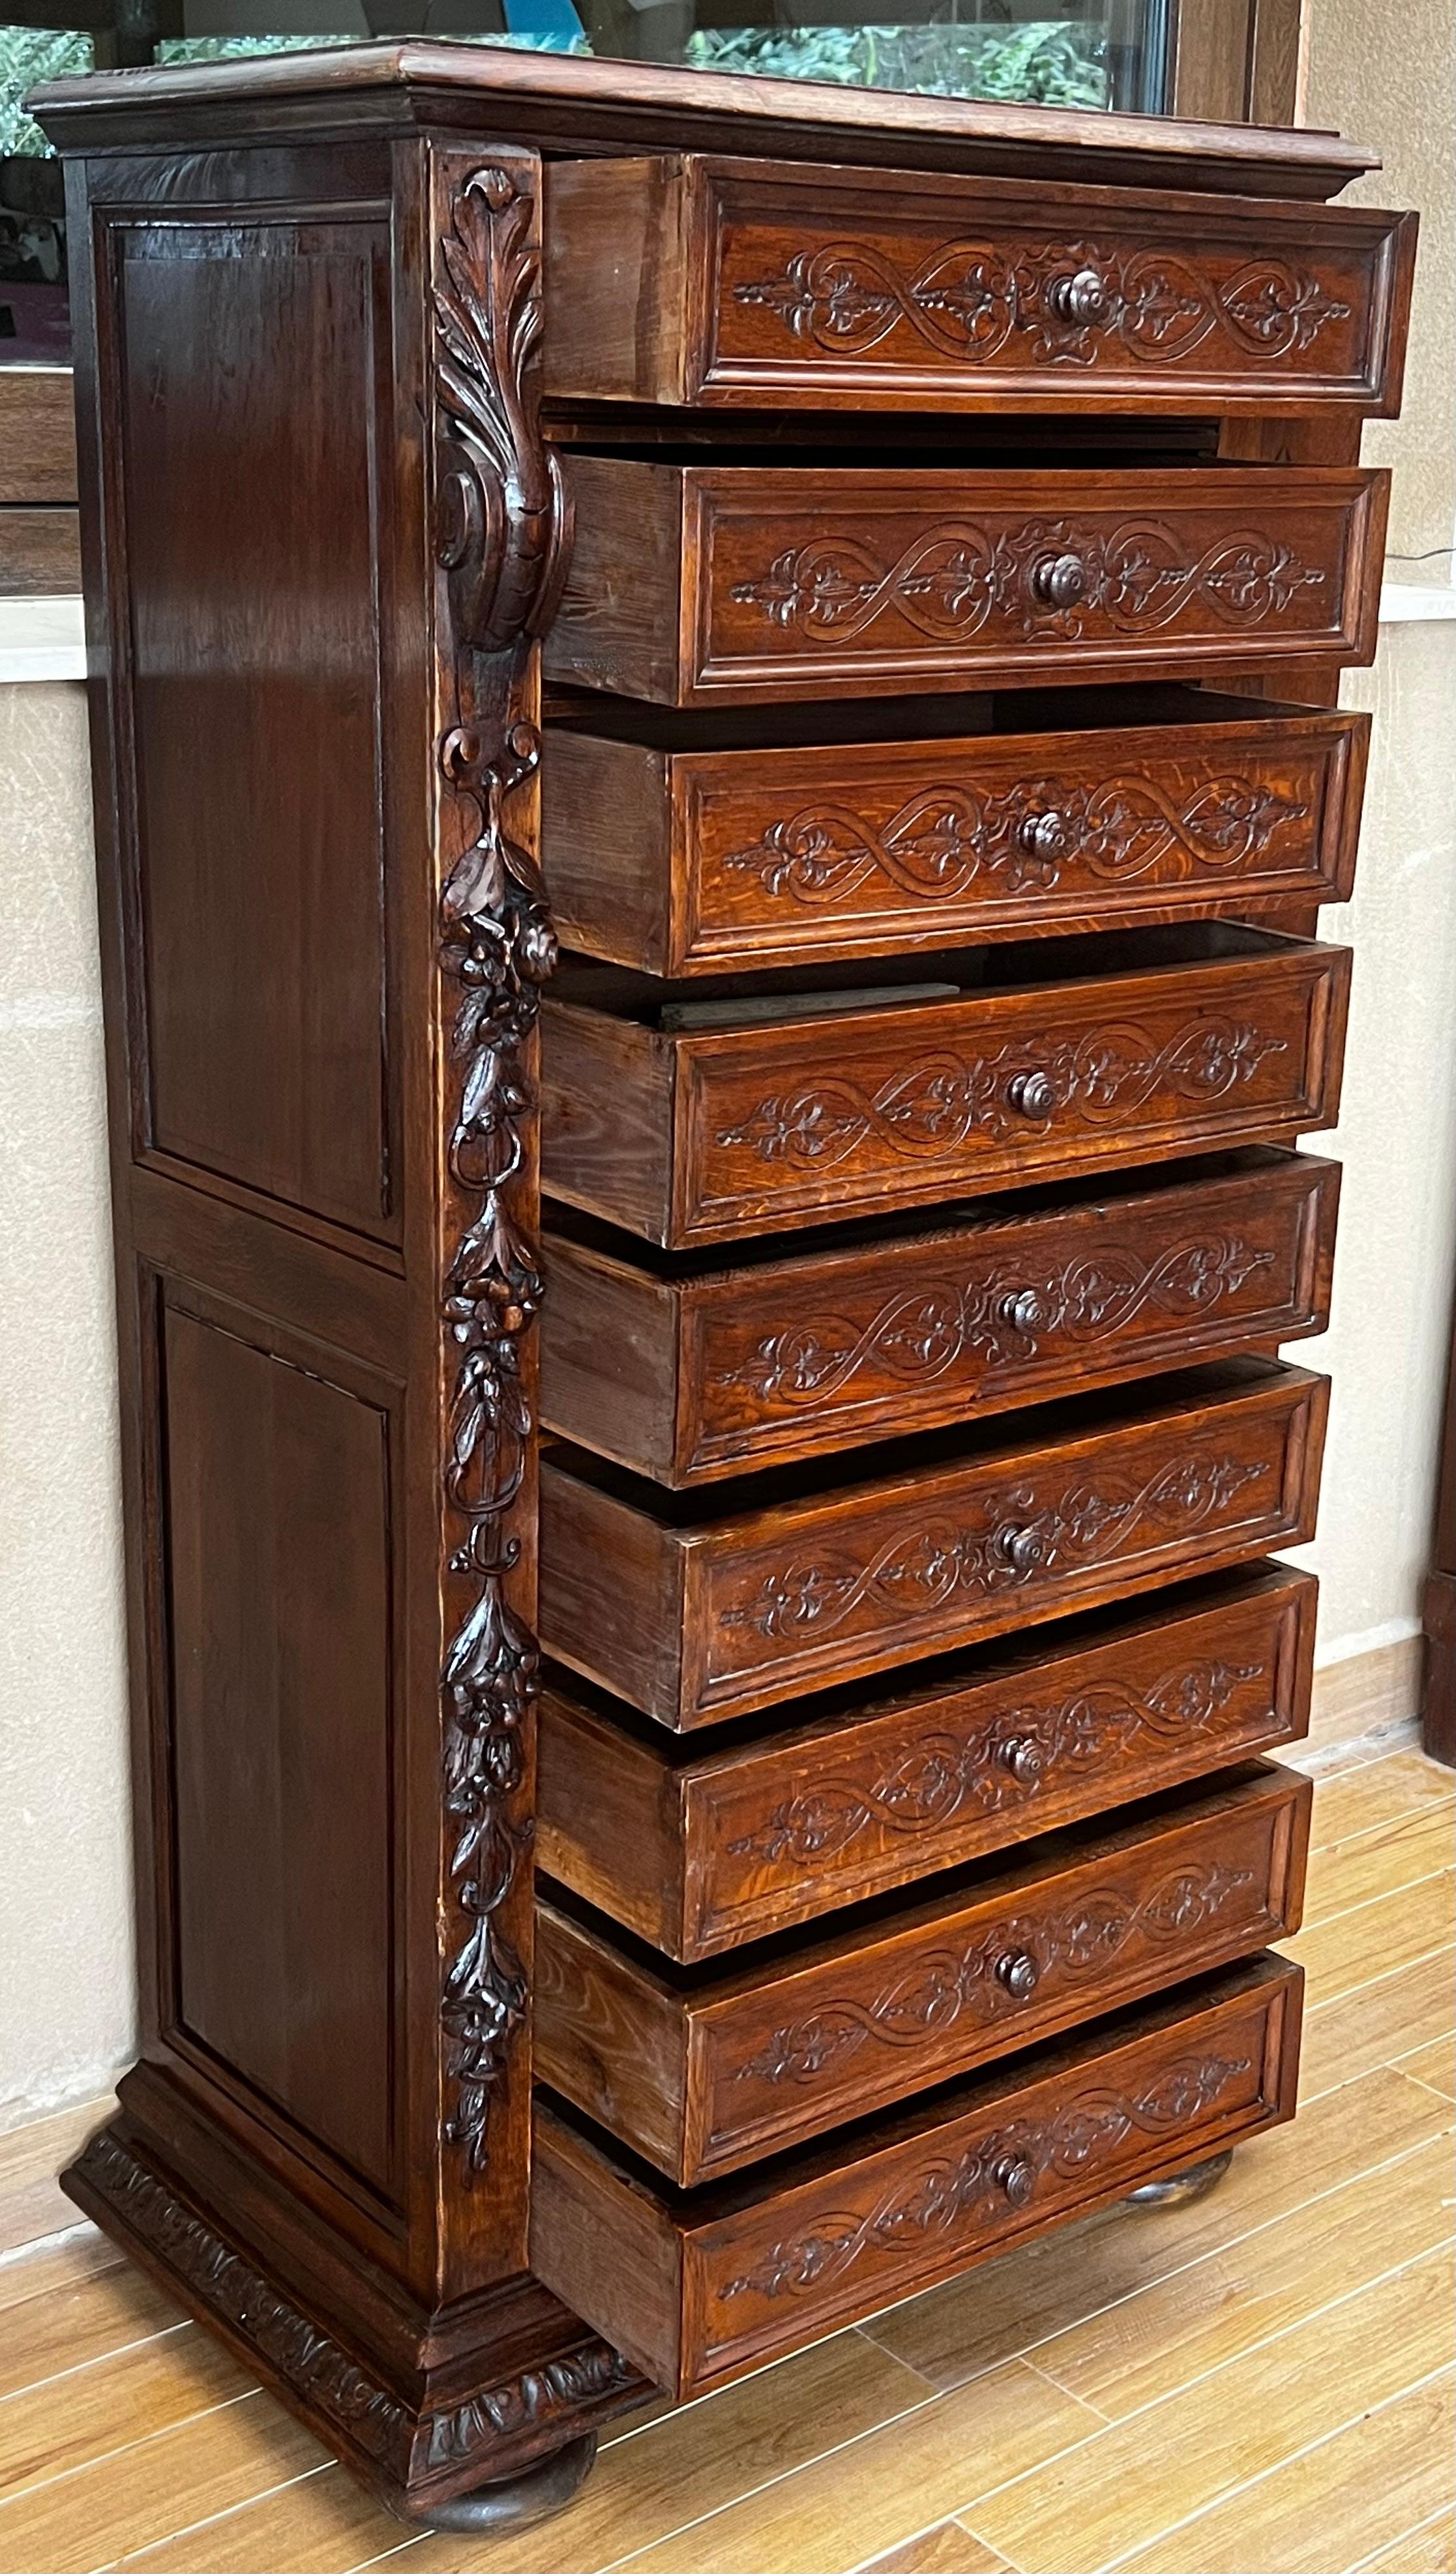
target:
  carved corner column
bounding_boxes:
[426,144,572,2289]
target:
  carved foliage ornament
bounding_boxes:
[74,2133,640,2478]
[432,164,571,2176]
[732,235,1352,370]
[733,1857,1258,2090]
[720,1450,1268,1647]
[714,1018,1288,1176]
[719,1233,1277,1412]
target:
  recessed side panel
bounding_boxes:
[160,1291,400,2209]
[111,217,396,1237]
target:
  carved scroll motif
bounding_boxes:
[730,518,1326,646]
[432,164,571,2178]
[732,1858,1257,2089]
[714,1019,1288,1175]
[728,1656,1266,1867]
[719,1450,1268,1647]
[721,2053,1253,2302]
[721,771,1309,906]
[734,237,1350,369]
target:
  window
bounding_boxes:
[2,1,1174,363]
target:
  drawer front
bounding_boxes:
[537,1566,1318,1961]
[547,463,1386,706]
[537,1765,1310,2184]
[545,706,1367,977]
[538,1364,1328,1727]
[544,1156,1338,1486]
[692,1366,1324,1722]
[530,1957,1302,2400]
[544,157,1416,416]
[666,944,1348,1246]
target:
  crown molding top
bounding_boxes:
[31,38,1376,200]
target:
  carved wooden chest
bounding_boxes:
[33,44,1413,2530]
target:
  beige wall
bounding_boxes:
[0,681,134,2130]
[1303,0,1456,559]
[0,7,1453,2132]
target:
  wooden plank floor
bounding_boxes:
[0,1744,1451,2574]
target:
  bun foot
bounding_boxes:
[421,2432,598,2534]
[1125,2148,1234,2209]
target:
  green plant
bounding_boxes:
[1,26,91,157]
[683,16,1107,104]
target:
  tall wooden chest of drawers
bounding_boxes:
[35,44,1414,2530]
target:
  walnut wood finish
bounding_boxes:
[542,157,1415,417]
[543,695,1368,975]
[539,1361,1327,1728]
[0,369,79,503]
[0,504,82,597]
[32,42,1409,2532]
[538,1564,1318,1960]
[536,1762,1310,2183]
[546,462,1387,705]
[542,1150,1338,1485]
[542,928,1349,1247]
[531,1955,1303,2400]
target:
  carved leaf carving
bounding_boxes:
[720,769,1309,907]
[718,1233,1276,1411]
[729,517,1326,647]
[713,1019,1288,1174]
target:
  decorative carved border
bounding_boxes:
[431,164,572,2178]
[71,2132,640,2483]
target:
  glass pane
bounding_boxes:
[2,0,1170,364]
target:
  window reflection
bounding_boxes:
[2,1,1171,363]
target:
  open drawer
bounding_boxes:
[541,925,1350,1249]
[536,1761,1310,2183]
[531,1955,1303,2401]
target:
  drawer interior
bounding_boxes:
[551,919,1322,1025]
[544,680,1339,752]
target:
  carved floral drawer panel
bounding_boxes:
[538,1359,1327,1728]
[531,1954,1302,2401]
[538,1564,1318,1961]
[541,927,1349,1248]
[543,695,1369,976]
[541,1150,1337,1486]
[535,1762,1309,2185]
[544,462,1387,704]
[543,157,1416,416]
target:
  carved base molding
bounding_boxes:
[63,2121,647,2524]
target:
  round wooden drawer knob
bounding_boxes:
[1018,808,1072,860]
[999,1736,1046,1784]
[999,1287,1049,1336]
[1007,1069,1057,1120]
[993,2153,1039,2207]
[1046,265,1111,325]
[996,1950,1042,2000]
[1031,550,1088,608]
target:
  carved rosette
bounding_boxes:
[432,161,572,2181]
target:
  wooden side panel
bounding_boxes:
[162,1293,399,2207]
[113,217,397,1240]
